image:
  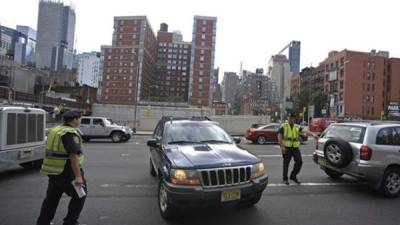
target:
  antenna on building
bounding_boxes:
[239,61,243,78]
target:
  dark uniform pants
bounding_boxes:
[37,174,87,225]
[282,147,303,180]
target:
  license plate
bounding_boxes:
[221,189,241,202]
[318,157,327,166]
[19,150,34,160]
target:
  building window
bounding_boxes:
[202,27,206,32]
[340,81,344,89]
[201,34,206,40]
[202,20,207,25]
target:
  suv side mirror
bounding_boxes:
[233,137,241,144]
[147,139,160,148]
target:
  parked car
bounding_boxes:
[309,117,338,134]
[147,117,268,220]
[245,123,308,144]
[313,121,400,198]
[0,106,46,170]
[79,116,133,143]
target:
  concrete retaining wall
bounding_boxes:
[92,103,270,135]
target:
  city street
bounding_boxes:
[0,136,399,225]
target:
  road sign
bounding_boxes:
[388,102,400,117]
[308,105,315,118]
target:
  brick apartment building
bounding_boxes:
[189,16,217,108]
[101,16,157,105]
[212,100,227,115]
[309,49,400,119]
[155,23,191,102]
[100,16,217,108]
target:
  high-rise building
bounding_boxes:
[101,16,157,105]
[155,23,191,102]
[222,72,239,104]
[189,16,217,108]
[0,25,27,64]
[289,41,301,74]
[16,26,37,67]
[77,52,101,88]
[36,0,76,70]
[268,54,291,103]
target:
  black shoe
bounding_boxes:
[290,177,301,184]
[283,179,289,185]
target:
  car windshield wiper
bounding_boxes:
[200,140,232,144]
[167,140,202,145]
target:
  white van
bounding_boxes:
[0,106,46,170]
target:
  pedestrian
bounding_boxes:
[37,110,87,225]
[278,112,316,185]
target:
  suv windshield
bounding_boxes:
[164,122,233,144]
[322,125,366,143]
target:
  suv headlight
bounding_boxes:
[170,169,201,185]
[251,162,265,179]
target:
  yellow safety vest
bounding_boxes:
[41,125,84,175]
[281,123,301,148]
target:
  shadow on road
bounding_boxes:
[0,166,39,183]
[165,206,267,225]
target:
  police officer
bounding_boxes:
[278,113,316,185]
[37,110,87,225]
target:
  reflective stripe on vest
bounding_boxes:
[40,125,84,175]
[282,123,300,148]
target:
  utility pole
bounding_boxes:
[133,52,140,132]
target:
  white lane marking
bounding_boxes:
[100,182,360,188]
[135,142,140,145]
[258,154,313,157]
[121,153,130,157]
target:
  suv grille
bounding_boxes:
[200,166,251,188]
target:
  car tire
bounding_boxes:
[158,179,178,220]
[111,132,123,143]
[150,159,157,177]
[238,193,262,208]
[324,168,344,179]
[20,159,43,169]
[257,136,267,145]
[323,138,353,168]
[380,167,400,198]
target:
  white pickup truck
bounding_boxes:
[0,106,46,170]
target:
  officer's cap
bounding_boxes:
[62,110,82,120]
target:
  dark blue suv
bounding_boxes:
[147,117,268,220]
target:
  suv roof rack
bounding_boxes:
[160,116,212,123]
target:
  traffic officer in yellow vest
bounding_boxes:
[278,113,316,185]
[37,110,86,225]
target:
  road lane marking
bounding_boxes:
[257,154,313,157]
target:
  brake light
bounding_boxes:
[360,146,372,161]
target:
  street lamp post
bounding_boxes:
[133,54,141,133]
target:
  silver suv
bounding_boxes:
[79,117,133,143]
[313,122,400,198]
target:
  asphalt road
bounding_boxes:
[0,136,399,225]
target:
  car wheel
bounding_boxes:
[238,193,262,208]
[158,179,178,220]
[323,138,353,168]
[150,159,157,177]
[381,167,400,198]
[20,159,43,169]
[324,168,343,179]
[111,132,123,143]
[257,136,267,145]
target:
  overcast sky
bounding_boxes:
[1,0,400,81]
